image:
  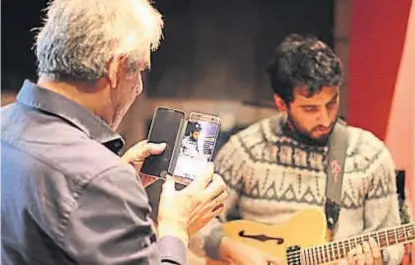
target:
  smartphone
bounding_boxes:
[141,107,185,178]
[172,112,221,185]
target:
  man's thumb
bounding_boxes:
[161,174,175,196]
[140,142,167,159]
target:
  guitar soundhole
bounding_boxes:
[238,230,284,244]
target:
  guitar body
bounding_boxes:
[207,208,329,265]
[205,208,415,265]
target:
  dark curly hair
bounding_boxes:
[266,34,343,103]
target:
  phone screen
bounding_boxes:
[173,113,221,182]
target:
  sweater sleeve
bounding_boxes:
[362,144,404,265]
[188,136,248,260]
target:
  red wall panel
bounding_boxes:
[348,0,411,140]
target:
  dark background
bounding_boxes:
[2,0,335,103]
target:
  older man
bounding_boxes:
[1,0,227,264]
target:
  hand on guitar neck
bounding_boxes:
[218,237,281,265]
[345,238,382,265]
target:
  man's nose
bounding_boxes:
[319,109,331,127]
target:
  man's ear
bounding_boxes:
[107,56,127,89]
[273,94,288,112]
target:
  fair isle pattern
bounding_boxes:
[214,115,397,210]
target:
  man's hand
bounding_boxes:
[157,163,228,246]
[347,238,382,265]
[219,237,281,265]
[121,140,166,187]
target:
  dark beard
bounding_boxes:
[283,114,336,147]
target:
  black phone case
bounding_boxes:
[143,107,220,222]
[140,107,188,178]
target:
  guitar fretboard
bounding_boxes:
[301,223,415,265]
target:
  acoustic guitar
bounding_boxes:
[207,208,415,265]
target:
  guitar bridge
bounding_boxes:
[287,245,302,265]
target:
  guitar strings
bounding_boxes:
[294,223,415,265]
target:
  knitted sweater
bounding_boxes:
[189,115,403,265]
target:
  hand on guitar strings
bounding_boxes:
[219,237,281,265]
[346,238,382,265]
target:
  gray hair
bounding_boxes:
[35,0,163,81]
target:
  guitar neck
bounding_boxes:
[302,223,415,265]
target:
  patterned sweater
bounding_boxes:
[189,115,404,265]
